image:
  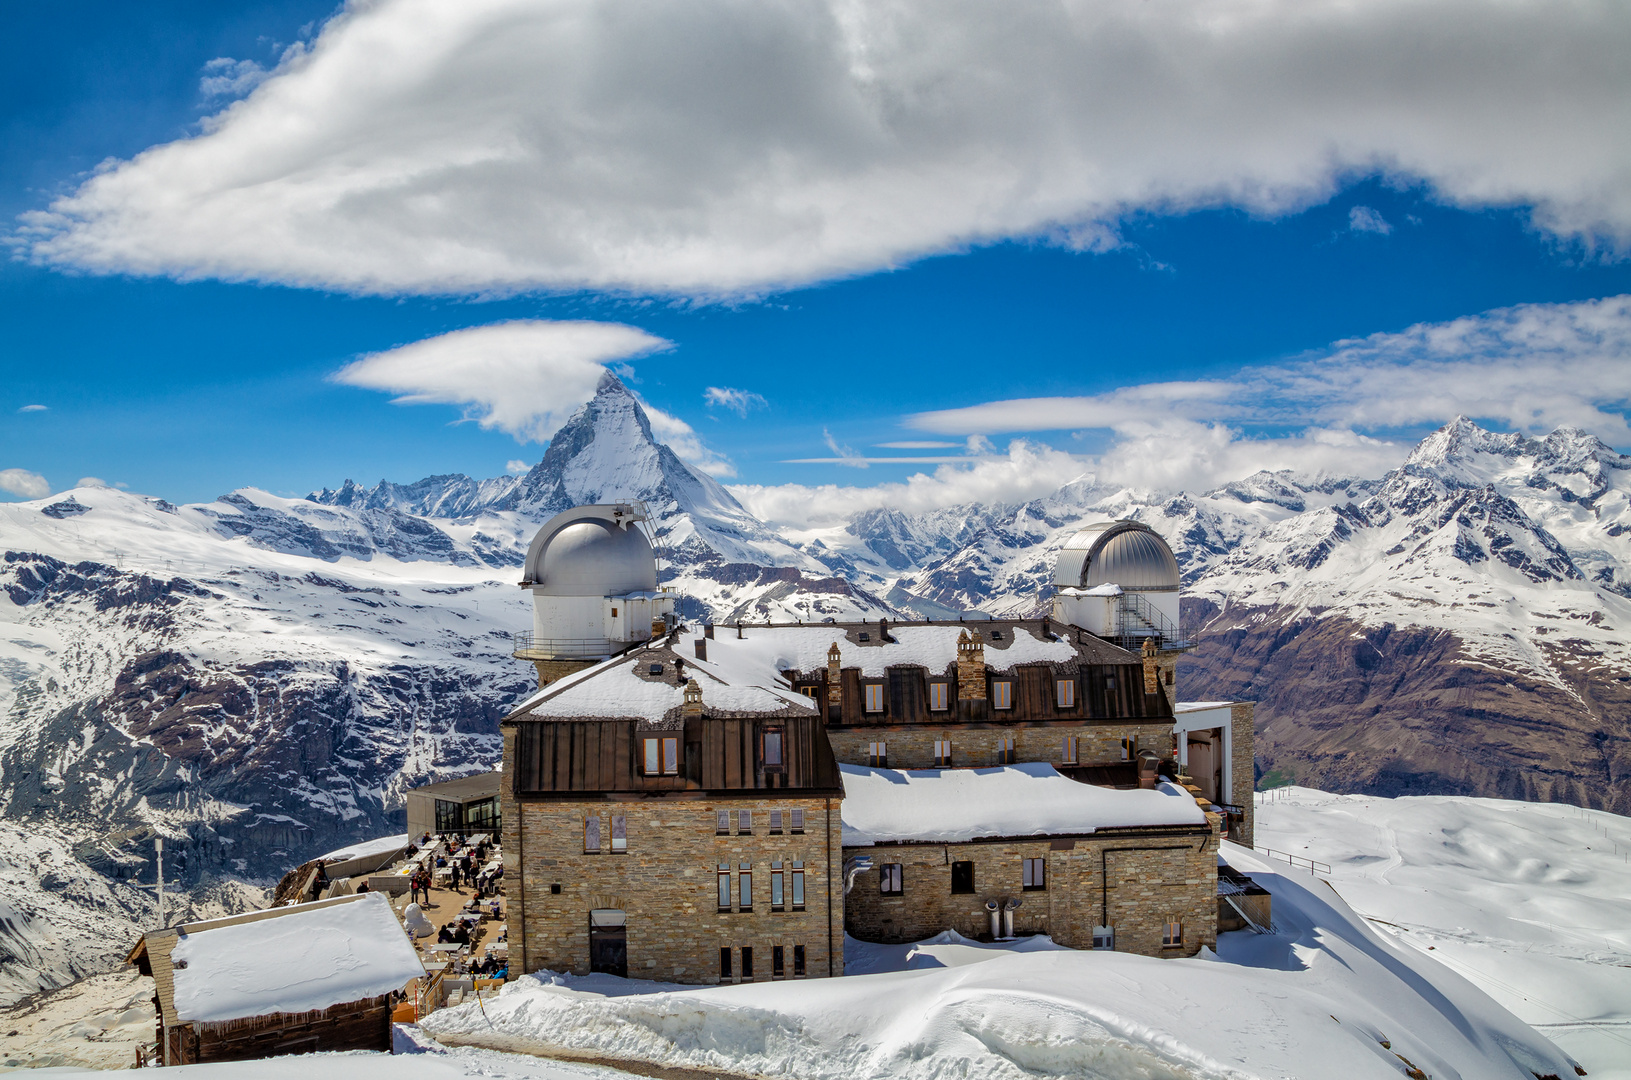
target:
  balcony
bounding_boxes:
[511,632,614,661]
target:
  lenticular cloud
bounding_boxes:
[18,0,1631,297]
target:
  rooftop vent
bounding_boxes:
[858,632,870,642]
[649,663,663,675]
[990,630,1003,640]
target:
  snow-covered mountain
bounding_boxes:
[1,384,1627,1005]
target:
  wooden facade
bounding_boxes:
[512,711,844,799]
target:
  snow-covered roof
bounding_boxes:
[839,763,1206,846]
[514,642,815,723]
[695,623,1081,678]
[1174,701,1233,713]
[315,833,408,863]
[167,892,424,1023]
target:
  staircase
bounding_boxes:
[1112,593,1197,652]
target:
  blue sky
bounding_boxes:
[4,0,1630,516]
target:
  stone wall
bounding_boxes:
[828,723,1175,770]
[1230,701,1256,848]
[506,788,842,984]
[844,828,1218,958]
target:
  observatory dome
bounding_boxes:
[524,514,658,597]
[1053,520,1179,592]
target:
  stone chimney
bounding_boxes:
[956,630,986,701]
[682,678,704,718]
[694,638,707,661]
[826,642,843,712]
[1141,639,1160,694]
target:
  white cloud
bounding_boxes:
[732,440,1090,528]
[909,295,1631,445]
[0,469,50,499]
[505,459,530,474]
[875,441,957,449]
[738,295,1631,524]
[703,387,768,417]
[200,58,271,99]
[1348,206,1393,235]
[638,398,736,478]
[19,0,1631,297]
[333,319,670,442]
[18,404,47,412]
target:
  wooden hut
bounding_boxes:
[128,892,424,1065]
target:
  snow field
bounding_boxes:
[1255,786,1631,1079]
[422,842,1576,1080]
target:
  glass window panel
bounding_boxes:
[611,815,626,852]
[791,808,805,833]
[584,816,600,853]
[663,737,679,774]
[764,730,783,766]
[644,739,660,775]
[740,862,753,908]
[792,863,805,908]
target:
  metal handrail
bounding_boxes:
[511,632,614,659]
[1113,593,1199,652]
[1252,846,1332,876]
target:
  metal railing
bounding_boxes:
[511,633,615,659]
[1112,592,1199,652]
[1252,846,1332,876]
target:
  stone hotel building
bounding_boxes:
[502,506,1255,983]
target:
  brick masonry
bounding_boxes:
[505,785,842,983]
[1230,701,1256,848]
[828,724,1174,771]
[844,829,1218,957]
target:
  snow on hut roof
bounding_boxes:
[168,892,423,1023]
[839,763,1206,846]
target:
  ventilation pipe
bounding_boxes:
[985,900,1001,940]
[1002,897,1021,938]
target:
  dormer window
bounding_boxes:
[643,736,679,775]
[927,681,949,712]
[863,683,885,713]
[1056,679,1076,709]
[763,728,784,769]
[991,681,1014,710]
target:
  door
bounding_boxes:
[588,909,627,977]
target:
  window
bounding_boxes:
[720,946,732,979]
[793,944,806,977]
[611,607,619,618]
[584,816,601,853]
[928,682,949,712]
[737,809,752,834]
[1056,678,1076,708]
[863,683,885,713]
[771,861,785,910]
[717,809,730,835]
[643,736,679,775]
[718,864,731,910]
[1163,919,1183,947]
[1093,925,1115,951]
[797,685,819,699]
[1023,857,1046,891]
[992,681,1014,710]
[772,945,785,979]
[880,863,904,895]
[1120,737,1134,761]
[790,808,805,834]
[868,741,888,768]
[741,947,754,979]
[791,861,805,909]
[763,729,784,768]
[1165,669,1174,686]
[740,862,753,910]
[648,662,661,675]
[1062,736,1078,764]
[997,736,1015,764]
[933,739,952,768]
[611,815,626,853]
[770,809,783,834]
[951,860,975,894]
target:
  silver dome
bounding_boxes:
[523,507,658,597]
[1054,520,1179,592]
